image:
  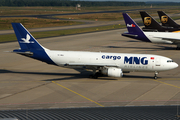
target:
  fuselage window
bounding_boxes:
[167,60,173,63]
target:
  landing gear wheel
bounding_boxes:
[89,72,99,79]
[89,75,93,78]
[154,71,158,80]
[93,75,98,79]
[176,47,180,50]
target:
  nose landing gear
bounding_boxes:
[154,71,158,79]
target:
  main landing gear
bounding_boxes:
[176,45,180,50]
[154,71,158,80]
[176,47,180,50]
[89,69,102,79]
[89,72,99,79]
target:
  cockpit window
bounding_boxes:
[167,60,173,63]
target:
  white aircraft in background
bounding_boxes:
[122,13,180,50]
[11,23,178,79]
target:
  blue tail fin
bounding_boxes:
[122,13,150,42]
[12,23,56,65]
[12,23,44,50]
[122,13,143,33]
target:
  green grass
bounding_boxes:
[0,17,83,30]
[171,16,180,20]
[56,13,125,21]
[1,6,180,42]
[0,6,162,16]
[0,24,125,43]
[0,34,16,42]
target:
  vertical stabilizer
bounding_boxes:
[12,23,45,50]
[122,13,150,42]
[140,11,164,31]
[157,11,180,28]
[122,13,143,33]
[12,23,56,65]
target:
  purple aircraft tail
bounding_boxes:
[122,13,143,33]
[121,13,150,42]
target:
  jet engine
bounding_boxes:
[101,67,123,77]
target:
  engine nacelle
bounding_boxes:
[101,67,123,77]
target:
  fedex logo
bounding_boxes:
[124,56,148,65]
[127,24,136,27]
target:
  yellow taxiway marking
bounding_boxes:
[52,81,104,107]
[153,79,180,89]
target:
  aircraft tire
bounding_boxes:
[176,47,180,50]
[89,73,98,79]
[89,75,93,78]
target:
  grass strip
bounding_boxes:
[0,17,83,30]
[0,24,126,43]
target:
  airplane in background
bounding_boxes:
[122,13,180,50]
[11,23,178,79]
[157,11,180,29]
[140,11,180,32]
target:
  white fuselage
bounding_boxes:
[144,32,178,44]
[45,49,178,72]
[11,23,179,78]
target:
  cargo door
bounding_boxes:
[155,57,161,67]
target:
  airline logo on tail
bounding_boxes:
[144,17,151,26]
[127,24,136,27]
[161,15,168,23]
[20,34,34,43]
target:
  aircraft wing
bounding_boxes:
[154,37,180,44]
[65,63,119,67]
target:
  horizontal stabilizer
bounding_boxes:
[13,51,33,56]
[122,33,138,37]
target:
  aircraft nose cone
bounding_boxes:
[171,62,179,69]
[167,62,178,70]
[174,62,179,68]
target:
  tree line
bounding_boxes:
[0,0,179,7]
[0,0,146,7]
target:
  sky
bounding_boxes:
[74,0,180,2]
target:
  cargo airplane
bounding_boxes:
[122,13,180,50]
[157,11,180,29]
[140,11,180,32]
[11,23,178,79]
